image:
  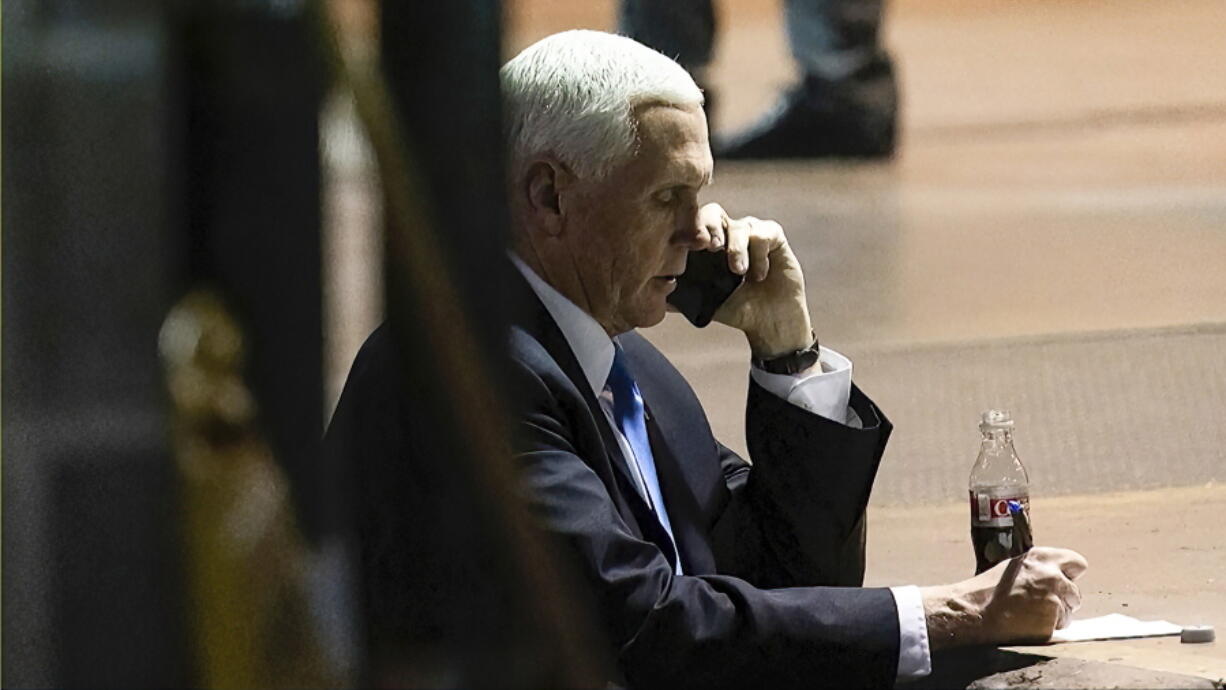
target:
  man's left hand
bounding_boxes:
[696,203,814,359]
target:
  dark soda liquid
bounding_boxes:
[971,525,1023,574]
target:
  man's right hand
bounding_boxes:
[697,203,814,360]
[920,547,1089,650]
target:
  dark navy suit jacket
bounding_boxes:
[326,270,901,688]
[505,274,900,689]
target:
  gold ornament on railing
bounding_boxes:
[160,290,337,689]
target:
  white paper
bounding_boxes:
[1048,613,1183,643]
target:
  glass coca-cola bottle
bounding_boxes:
[969,409,1033,574]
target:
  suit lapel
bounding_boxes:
[642,411,717,574]
[616,333,719,575]
[509,269,678,569]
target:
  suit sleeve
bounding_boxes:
[710,378,893,590]
[509,356,899,690]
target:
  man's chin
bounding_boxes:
[633,303,669,330]
[611,295,669,333]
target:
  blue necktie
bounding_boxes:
[607,345,680,571]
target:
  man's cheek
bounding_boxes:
[625,232,661,266]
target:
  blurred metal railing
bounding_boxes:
[314,1,608,685]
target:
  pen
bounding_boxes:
[1008,500,1034,554]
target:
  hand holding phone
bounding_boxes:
[670,205,814,356]
[666,250,744,327]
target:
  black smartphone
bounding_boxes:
[667,249,745,327]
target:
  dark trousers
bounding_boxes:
[620,0,890,84]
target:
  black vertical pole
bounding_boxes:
[179,0,327,540]
[366,1,524,681]
[336,1,607,685]
[380,2,512,366]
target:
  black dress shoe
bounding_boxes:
[716,59,898,160]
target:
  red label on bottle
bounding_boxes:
[969,490,1028,527]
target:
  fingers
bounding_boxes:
[697,203,728,251]
[971,548,1089,644]
[1030,547,1090,580]
[991,554,1025,596]
[693,223,713,249]
[724,216,785,281]
[1023,549,1085,632]
[1060,552,1089,580]
[747,235,771,282]
[1064,579,1082,615]
[1052,576,1082,630]
[724,218,750,275]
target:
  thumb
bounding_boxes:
[1059,552,1089,580]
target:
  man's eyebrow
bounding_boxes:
[665,163,712,188]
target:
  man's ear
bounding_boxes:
[524,157,576,237]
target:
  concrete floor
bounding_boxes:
[327,0,1226,680]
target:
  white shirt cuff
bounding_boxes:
[750,346,859,427]
[890,585,932,681]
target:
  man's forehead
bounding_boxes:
[634,103,706,144]
[631,104,713,183]
[660,155,713,185]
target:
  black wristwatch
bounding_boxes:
[752,334,821,375]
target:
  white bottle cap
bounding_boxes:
[980,409,1015,432]
[1181,625,1215,643]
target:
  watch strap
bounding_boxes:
[753,334,820,375]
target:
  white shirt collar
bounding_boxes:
[511,253,616,398]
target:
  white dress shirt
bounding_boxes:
[512,255,931,681]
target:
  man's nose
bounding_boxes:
[674,210,708,250]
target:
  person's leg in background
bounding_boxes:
[720,0,898,159]
[619,0,719,126]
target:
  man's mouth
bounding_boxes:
[655,266,686,282]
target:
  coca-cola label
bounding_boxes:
[969,489,1029,528]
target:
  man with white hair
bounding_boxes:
[499,30,1087,688]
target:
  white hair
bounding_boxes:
[500,30,704,179]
